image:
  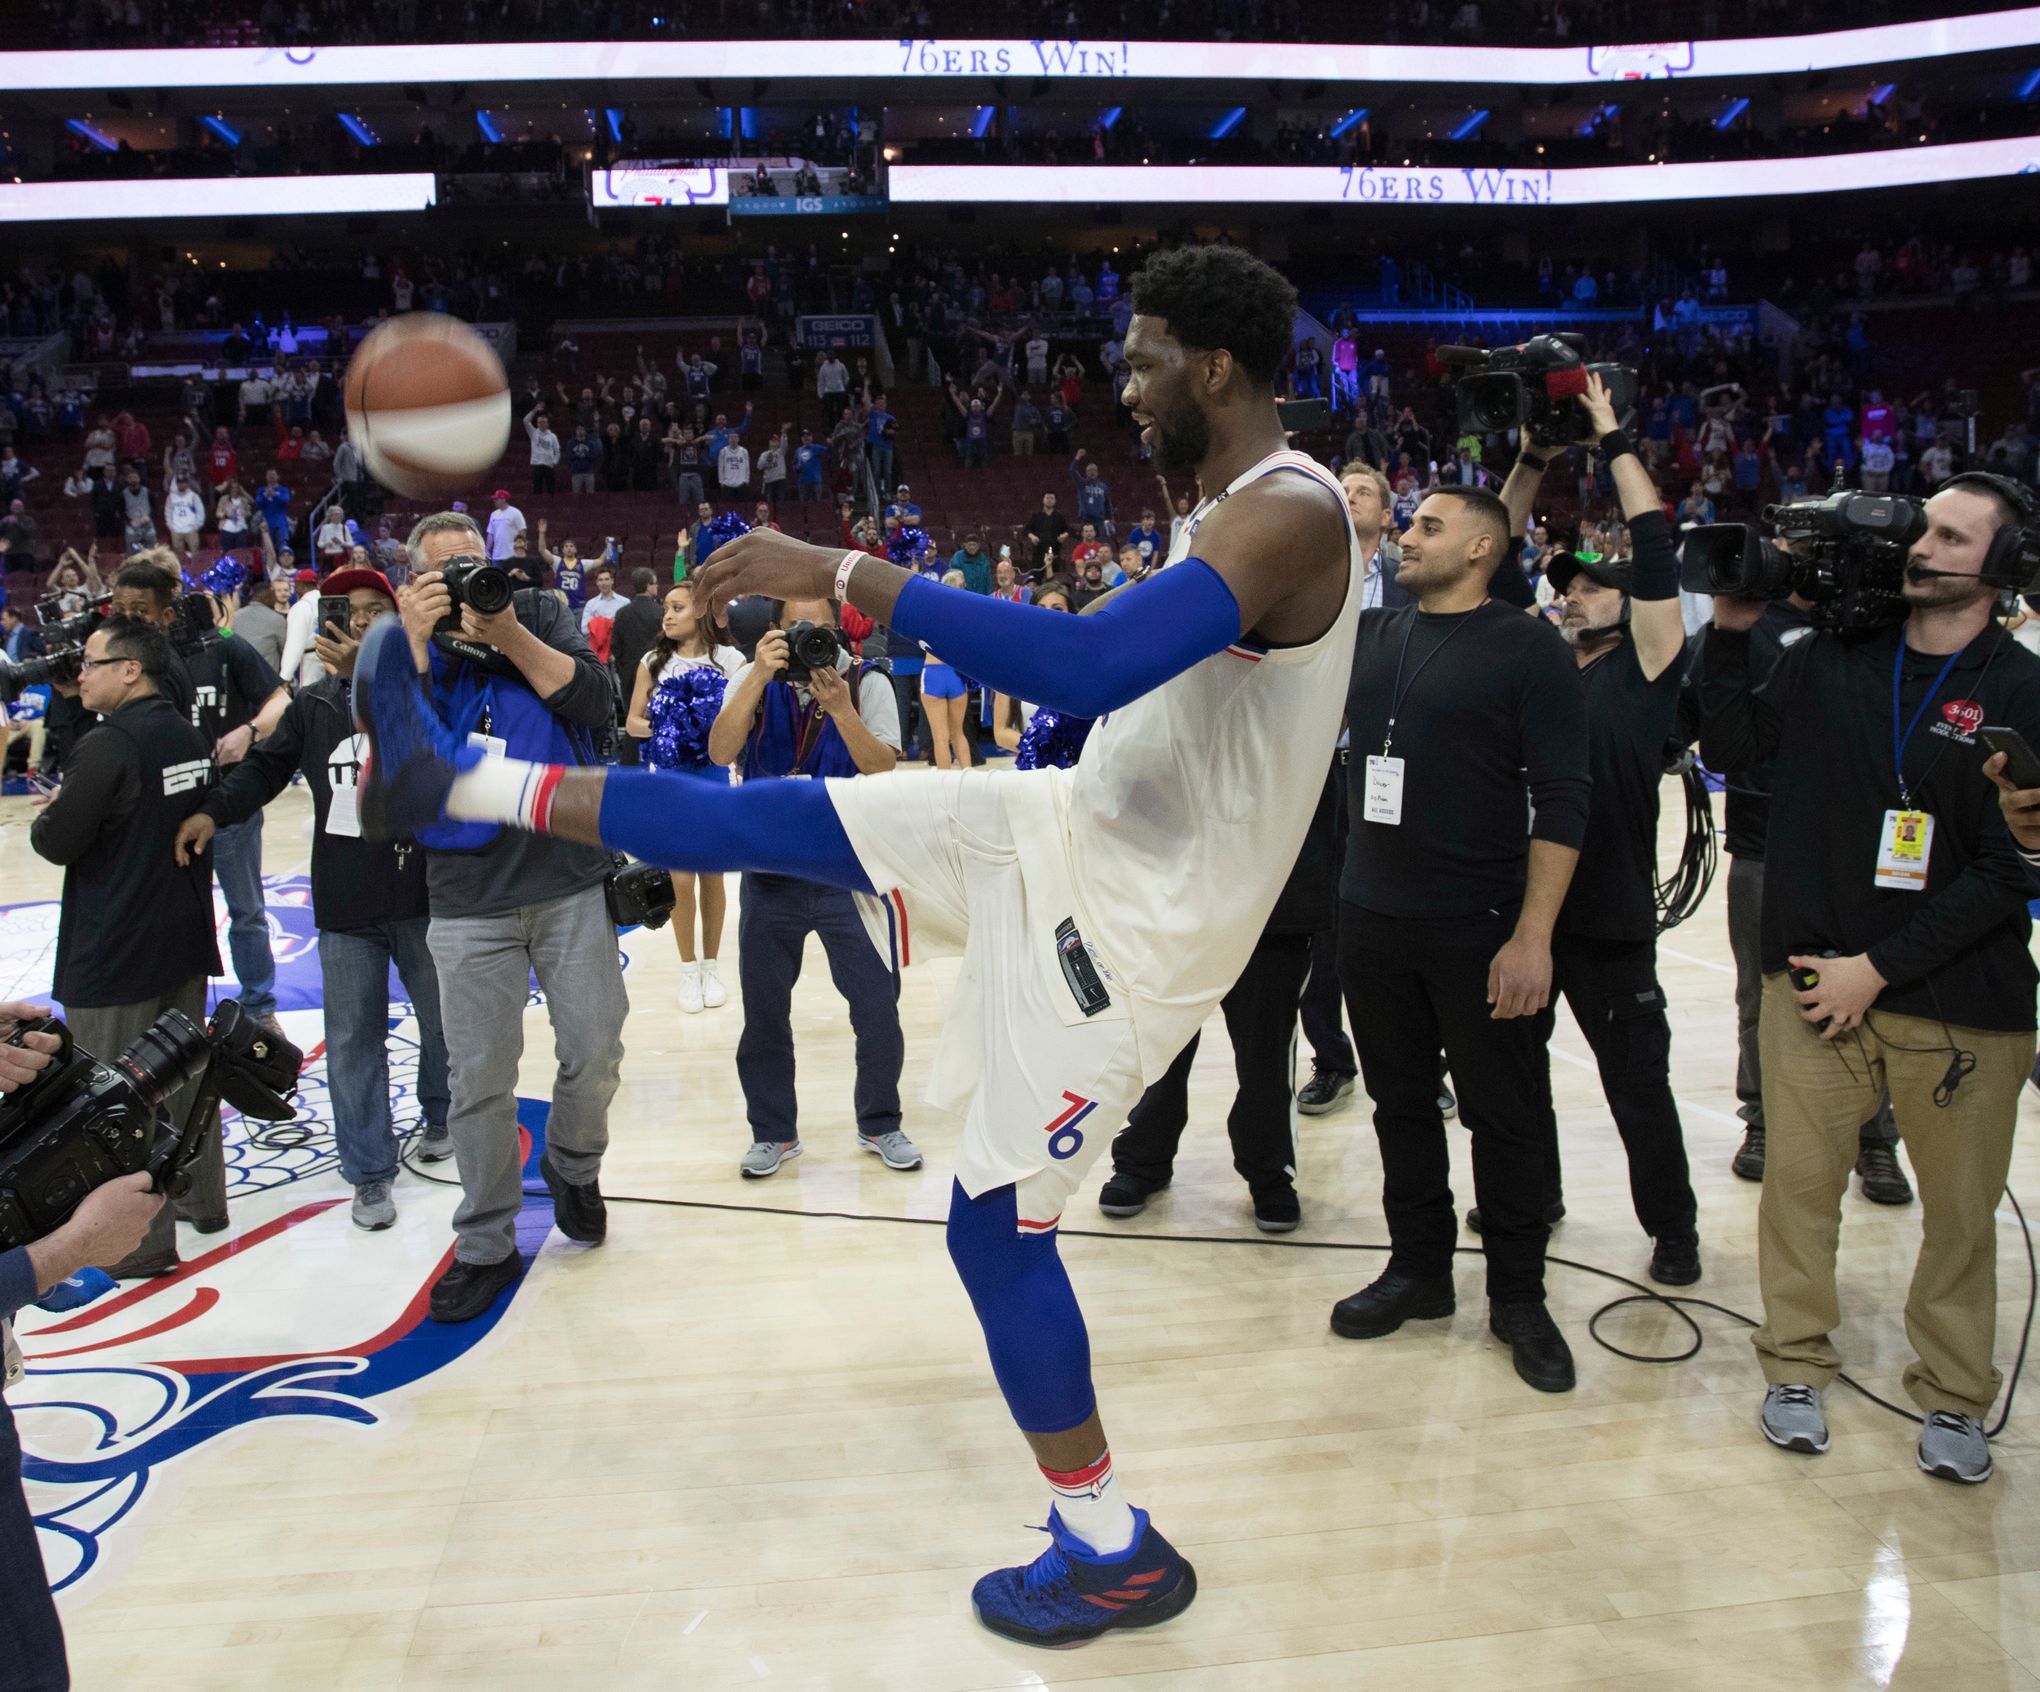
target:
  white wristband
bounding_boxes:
[834,550,862,604]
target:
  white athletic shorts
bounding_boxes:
[827,769,1148,1235]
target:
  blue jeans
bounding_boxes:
[210,813,277,1020]
[736,871,901,1144]
[319,918,452,1187]
[868,442,895,491]
[0,1398,67,1691]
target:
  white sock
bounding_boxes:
[1041,1451,1137,1556]
[446,754,563,830]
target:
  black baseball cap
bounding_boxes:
[1546,551,1632,596]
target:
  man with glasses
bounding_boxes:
[174,567,453,1232]
[29,616,222,1277]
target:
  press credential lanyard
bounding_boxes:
[1879,637,1963,890]
[1366,602,1485,826]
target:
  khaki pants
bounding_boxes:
[1753,973,2029,1417]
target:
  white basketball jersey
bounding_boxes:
[1058,448,1363,1078]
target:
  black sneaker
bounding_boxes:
[1489,1299,1576,1393]
[1251,1185,1300,1234]
[1464,1200,1565,1235]
[1098,1171,1168,1219]
[1650,1233,1702,1287]
[1296,1070,1354,1116]
[1732,1127,1766,1181]
[1855,1142,1913,1206]
[1330,1270,1455,1339]
[429,1254,523,1324]
[541,1151,607,1243]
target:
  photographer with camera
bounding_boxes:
[395,512,627,1323]
[1494,376,1703,1288]
[174,566,452,1233]
[108,554,289,1033]
[2,993,159,1691]
[28,615,225,1276]
[706,596,920,1179]
[1698,473,2040,1483]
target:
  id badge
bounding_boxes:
[1874,808,1934,890]
[1364,754,1405,826]
[325,777,362,837]
[324,734,366,837]
[467,732,507,757]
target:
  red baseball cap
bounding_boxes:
[320,566,399,602]
[492,488,511,501]
[292,568,320,586]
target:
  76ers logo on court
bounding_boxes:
[1042,1091,1099,1160]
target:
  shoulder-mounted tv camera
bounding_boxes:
[1439,334,1637,446]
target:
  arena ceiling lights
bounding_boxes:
[0,174,437,221]
[6,9,2040,91]
[886,133,2040,208]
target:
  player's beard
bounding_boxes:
[1149,395,1211,474]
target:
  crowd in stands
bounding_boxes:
[33,0,1975,49]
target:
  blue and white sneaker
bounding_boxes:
[970,1506,1197,1648]
[352,617,475,841]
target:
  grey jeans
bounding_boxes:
[427,884,628,1265]
[68,976,225,1275]
[1727,853,1895,1147]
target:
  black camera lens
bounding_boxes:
[440,557,516,623]
[784,620,842,679]
[111,1009,212,1117]
[1462,373,1526,436]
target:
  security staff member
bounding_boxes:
[1689,592,1912,1204]
[1096,762,1341,1233]
[707,597,921,1180]
[1491,380,1702,1288]
[176,566,453,1235]
[1701,472,2040,1485]
[1328,485,1590,1395]
[28,616,224,1277]
[108,553,288,1029]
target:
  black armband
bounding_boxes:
[1627,509,1679,601]
[1597,428,1637,463]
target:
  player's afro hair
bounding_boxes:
[1129,245,1299,390]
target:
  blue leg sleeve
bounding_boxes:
[595,769,876,894]
[887,559,1242,721]
[945,1179,1098,1435]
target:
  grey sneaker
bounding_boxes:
[740,1139,802,1178]
[415,1123,454,1164]
[1760,1383,1831,1454]
[858,1128,923,1171]
[351,1181,397,1231]
[1917,1410,1993,1484]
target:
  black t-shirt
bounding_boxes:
[1342,601,1591,919]
[1557,634,1683,943]
[179,633,282,744]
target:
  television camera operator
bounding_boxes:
[108,553,289,1033]
[27,615,224,1278]
[174,566,453,1235]
[706,596,921,1179]
[1495,376,1703,1288]
[2,994,159,1691]
[391,513,627,1324]
[1697,472,2040,1485]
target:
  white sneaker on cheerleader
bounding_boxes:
[678,961,704,1014]
[700,957,728,1008]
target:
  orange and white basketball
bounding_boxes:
[342,313,510,498]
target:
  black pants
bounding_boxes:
[1341,902,1553,1301]
[1111,933,1311,1194]
[1534,933,1698,1240]
[1,1399,67,1691]
[531,464,556,495]
[1298,924,1355,1078]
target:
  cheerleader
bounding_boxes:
[920,567,976,769]
[626,585,745,1013]
[990,579,1094,769]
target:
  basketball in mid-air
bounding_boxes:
[343,313,511,498]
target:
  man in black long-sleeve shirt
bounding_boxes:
[1699,474,2040,1484]
[1328,485,1591,1395]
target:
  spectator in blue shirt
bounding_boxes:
[253,468,291,547]
[1070,451,1115,537]
[1042,395,1073,454]
[703,403,753,465]
[866,393,898,490]
[1822,394,1855,468]
[793,430,829,500]
[565,424,601,494]
[1124,507,1164,563]
[949,534,993,594]
[886,485,923,524]
[1732,442,1763,501]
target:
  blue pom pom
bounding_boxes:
[1014,707,1093,771]
[645,663,731,770]
[886,525,931,566]
[202,555,248,598]
[694,512,752,570]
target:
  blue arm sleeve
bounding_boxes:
[598,769,876,893]
[0,1245,36,1325]
[886,560,1243,719]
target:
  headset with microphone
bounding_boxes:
[1903,471,2040,596]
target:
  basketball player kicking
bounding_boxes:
[352,246,1361,1647]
